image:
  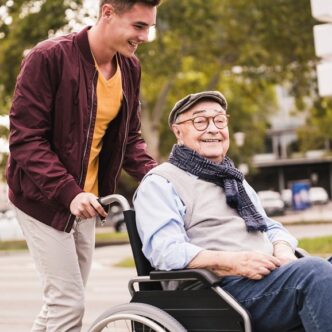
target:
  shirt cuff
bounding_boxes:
[154,243,204,271]
[183,244,204,268]
[269,233,298,251]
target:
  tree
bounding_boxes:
[297,98,332,152]
[0,0,83,100]
[0,0,329,183]
[0,0,83,180]
[137,0,320,163]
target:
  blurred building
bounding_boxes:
[249,86,332,198]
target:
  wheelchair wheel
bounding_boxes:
[88,302,187,332]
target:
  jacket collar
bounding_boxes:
[76,26,95,67]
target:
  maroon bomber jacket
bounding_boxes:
[7,27,156,232]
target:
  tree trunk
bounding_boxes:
[140,76,176,161]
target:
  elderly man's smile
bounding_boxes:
[201,139,222,142]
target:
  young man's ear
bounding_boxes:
[101,4,115,20]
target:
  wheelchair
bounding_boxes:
[88,194,305,332]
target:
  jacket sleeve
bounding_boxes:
[122,65,157,180]
[9,49,82,208]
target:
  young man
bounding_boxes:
[7,1,159,330]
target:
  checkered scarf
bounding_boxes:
[168,144,267,232]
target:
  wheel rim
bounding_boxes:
[90,313,168,332]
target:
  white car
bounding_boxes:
[309,187,329,205]
[281,189,292,208]
[257,190,285,216]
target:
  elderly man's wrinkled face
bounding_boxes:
[172,100,230,163]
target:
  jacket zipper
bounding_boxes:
[113,91,129,193]
[64,69,97,232]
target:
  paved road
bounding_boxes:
[285,223,332,239]
[0,245,134,332]
[276,202,332,239]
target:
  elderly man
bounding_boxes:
[133,91,332,332]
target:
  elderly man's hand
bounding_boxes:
[188,250,281,280]
[273,241,298,266]
[214,251,281,280]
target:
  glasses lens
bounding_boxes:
[191,114,228,131]
[193,116,208,130]
[214,114,228,129]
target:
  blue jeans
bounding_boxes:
[219,257,332,332]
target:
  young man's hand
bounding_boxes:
[70,192,107,219]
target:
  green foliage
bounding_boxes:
[138,0,319,162]
[0,0,330,176]
[0,0,83,97]
[0,0,83,180]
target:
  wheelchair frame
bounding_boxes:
[88,194,254,332]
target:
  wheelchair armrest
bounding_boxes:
[295,247,310,258]
[150,268,220,286]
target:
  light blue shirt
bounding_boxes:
[133,174,298,271]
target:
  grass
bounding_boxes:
[2,232,332,268]
[114,257,135,268]
[95,231,128,245]
[0,239,28,251]
[0,231,129,251]
[298,236,332,257]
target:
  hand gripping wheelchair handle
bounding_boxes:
[98,194,131,211]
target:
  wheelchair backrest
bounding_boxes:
[124,210,163,291]
[124,209,155,277]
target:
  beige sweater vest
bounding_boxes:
[150,162,273,255]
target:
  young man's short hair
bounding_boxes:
[99,0,161,16]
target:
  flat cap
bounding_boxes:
[168,91,227,127]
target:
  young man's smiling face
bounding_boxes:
[101,3,157,57]
[172,100,230,164]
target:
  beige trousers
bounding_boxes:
[15,207,96,332]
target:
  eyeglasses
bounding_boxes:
[175,113,229,131]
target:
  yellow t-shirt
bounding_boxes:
[84,62,123,195]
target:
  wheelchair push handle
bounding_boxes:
[98,194,131,211]
[96,194,131,226]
